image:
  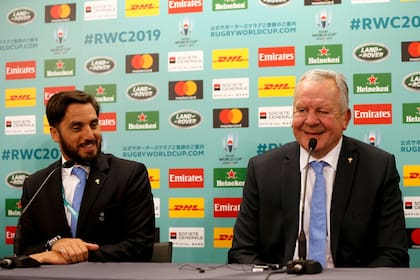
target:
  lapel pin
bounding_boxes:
[95,179,100,185]
[347,157,353,164]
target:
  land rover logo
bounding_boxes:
[8,8,35,24]
[403,72,420,92]
[169,110,202,129]
[126,83,158,101]
[6,171,30,188]
[353,43,390,63]
[85,57,115,74]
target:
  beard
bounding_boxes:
[59,133,102,166]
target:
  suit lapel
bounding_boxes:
[330,137,358,259]
[281,143,301,261]
[77,154,109,233]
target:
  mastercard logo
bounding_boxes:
[408,42,420,58]
[219,109,243,124]
[131,54,154,69]
[49,4,72,19]
[174,81,197,96]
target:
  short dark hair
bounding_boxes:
[46,90,100,127]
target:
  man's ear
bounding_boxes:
[50,127,60,143]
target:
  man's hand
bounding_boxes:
[30,251,68,264]
[51,238,99,264]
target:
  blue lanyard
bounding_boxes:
[62,187,79,219]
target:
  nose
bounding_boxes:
[304,110,320,124]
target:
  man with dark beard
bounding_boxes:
[16,90,155,264]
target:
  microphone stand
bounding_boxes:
[286,138,322,274]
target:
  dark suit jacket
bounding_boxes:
[18,152,155,262]
[228,136,409,267]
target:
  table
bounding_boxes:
[0,262,419,280]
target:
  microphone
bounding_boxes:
[286,138,322,274]
[9,160,75,268]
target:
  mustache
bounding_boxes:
[79,139,97,147]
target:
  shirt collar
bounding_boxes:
[299,137,343,172]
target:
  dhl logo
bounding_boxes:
[216,56,246,63]
[258,76,295,97]
[263,83,292,90]
[126,0,159,17]
[403,165,420,187]
[169,198,204,218]
[213,227,233,248]
[5,88,36,107]
[212,48,248,70]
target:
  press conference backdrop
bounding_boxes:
[1,0,419,266]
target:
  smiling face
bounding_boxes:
[292,78,351,159]
[50,102,101,165]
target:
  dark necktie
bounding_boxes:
[308,161,327,268]
[71,167,86,237]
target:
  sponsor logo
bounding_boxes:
[44,58,76,78]
[6,171,30,188]
[98,112,116,131]
[402,72,420,92]
[126,111,159,131]
[168,198,205,218]
[402,103,420,124]
[84,84,117,103]
[401,41,420,62]
[258,76,295,97]
[305,44,342,65]
[126,53,159,73]
[4,115,36,135]
[213,108,249,128]
[85,57,115,74]
[8,7,36,24]
[403,165,420,187]
[5,226,16,245]
[353,104,392,125]
[126,83,158,101]
[169,168,204,188]
[258,106,293,127]
[44,86,76,104]
[214,197,242,217]
[168,50,203,72]
[353,43,390,63]
[212,48,249,69]
[169,227,205,247]
[5,60,36,80]
[353,73,392,94]
[84,0,118,21]
[148,169,161,189]
[213,0,247,11]
[168,0,203,14]
[258,46,295,67]
[363,129,381,147]
[176,17,197,48]
[212,78,249,99]
[213,227,233,248]
[6,199,22,217]
[213,167,246,188]
[45,3,76,23]
[5,88,36,108]
[223,133,239,154]
[260,0,291,6]
[126,0,159,17]
[406,228,420,249]
[169,80,203,100]
[313,9,337,40]
[404,196,420,218]
[169,110,202,129]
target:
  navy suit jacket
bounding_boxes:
[228,136,409,267]
[18,152,155,262]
